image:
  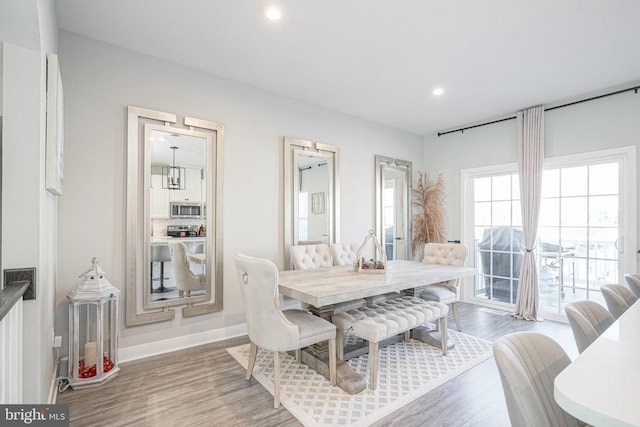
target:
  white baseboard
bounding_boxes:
[118,323,248,363]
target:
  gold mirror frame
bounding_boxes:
[125,106,224,326]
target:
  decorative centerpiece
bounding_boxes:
[67,257,120,389]
[356,230,387,274]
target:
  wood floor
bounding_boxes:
[56,303,576,427]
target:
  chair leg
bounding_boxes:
[246,342,258,381]
[404,330,411,341]
[295,348,301,362]
[328,336,337,386]
[452,302,462,332]
[440,316,448,356]
[273,351,281,409]
[368,341,379,390]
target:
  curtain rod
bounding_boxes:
[437,85,640,137]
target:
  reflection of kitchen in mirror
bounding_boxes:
[149,128,207,302]
[297,154,329,245]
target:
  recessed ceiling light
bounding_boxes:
[265,7,282,20]
[432,87,445,96]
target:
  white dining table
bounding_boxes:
[554,299,640,427]
[278,259,477,308]
[277,260,476,394]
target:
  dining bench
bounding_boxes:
[332,296,449,390]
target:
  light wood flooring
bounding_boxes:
[56,303,576,427]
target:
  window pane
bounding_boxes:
[511,174,520,200]
[492,175,511,201]
[541,169,559,198]
[538,227,560,249]
[589,195,618,226]
[588,229,618,260]
[512,201,522,227]
[561,166,588,196]
[589,163,618,195]
[539,198,559,227]
[474,177,492,201]
[492,201,512,226]
[561,197,588,226]
[474,202,491,226]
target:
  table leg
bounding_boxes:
[305,304,367,395]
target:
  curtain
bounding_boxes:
[514,106,545,320]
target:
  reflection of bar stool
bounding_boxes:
[151,245,176,293]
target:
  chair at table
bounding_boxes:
[290,243,332,269]
[168,241,204,298]
[419,243,468,331]
[624,273,640,299]
[601,284,638,319]
[565,300,614,354]
[234,253,336,408]
[330,243,359,266]
[493,332,585,427]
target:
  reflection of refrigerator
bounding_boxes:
[479,227,524,302]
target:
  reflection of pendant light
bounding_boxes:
[162,146,186,190]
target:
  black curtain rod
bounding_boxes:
[437,85,640,137]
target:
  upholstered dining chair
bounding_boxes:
[290,244,332,270]
[601,284,638,319]
[493,332,585,427]
[168,241,204,298]
[624,273,640,299]
[330,243,359,266]
[420,243,468,331]
[234,253,337,408]
[565,300,614,354]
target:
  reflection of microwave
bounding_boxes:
[170,201,202,218]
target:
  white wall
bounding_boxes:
[423,91,640,270]
[56,32,423,354]
[1,0,58,404]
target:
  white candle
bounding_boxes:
[84,342,97,366]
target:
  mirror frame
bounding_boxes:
[283,137,339,269]
[375,155,412,260]
[126,106,224,326]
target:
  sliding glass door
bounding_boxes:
[463,147,636,317]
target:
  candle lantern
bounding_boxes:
[67,257,120,389]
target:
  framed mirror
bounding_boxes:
[126,106,224,326]
[375,155,412,261]
[284,137,339,269]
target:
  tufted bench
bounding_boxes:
[332,296,449,390]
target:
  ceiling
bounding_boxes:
[54,0,640,137]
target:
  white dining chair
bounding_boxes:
[565,300,614,354]
[601,284,638,319]
[493,332,585,427]
[168,241,204,297]
[624,273,640,299]
[234,253,336,408]
[290,244,332,269]
[330,243,359,266]
[420,243,468,331]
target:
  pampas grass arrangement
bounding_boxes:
[411,172,446,257]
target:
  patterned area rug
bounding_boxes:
[227,330,492,427]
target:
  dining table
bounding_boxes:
[554,298,640,426]
[278,259,476,394]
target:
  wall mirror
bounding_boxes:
[284,137,339,269]
[375,155,412,261]
[126,106,224,326]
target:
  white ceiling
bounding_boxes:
[54,0,640,137]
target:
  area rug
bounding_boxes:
[227,330,493,427]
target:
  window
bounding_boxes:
[463,147,635,317]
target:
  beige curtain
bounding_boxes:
[514,106,545,320]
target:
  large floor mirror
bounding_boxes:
[126,106,224,326]
[375,155,412,261]
[284,137,339,269]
